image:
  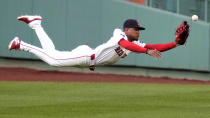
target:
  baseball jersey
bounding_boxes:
[94,28,146,65]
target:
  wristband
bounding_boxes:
[145,49,149,54]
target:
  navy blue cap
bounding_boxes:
[123,19,145,30]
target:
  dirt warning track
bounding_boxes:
[0,66,210,85]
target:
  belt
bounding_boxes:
[89,54,95,71]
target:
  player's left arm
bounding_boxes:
[145,21,190,52]
[144,42,178,52]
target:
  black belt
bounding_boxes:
[89,54,95,71]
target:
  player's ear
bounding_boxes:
[124,28,129,32]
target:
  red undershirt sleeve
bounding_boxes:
[118,39,147,53]
[118,39,176,53]
[144,42,176,52]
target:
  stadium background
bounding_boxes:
[0,0,210,79]
[1,1,210,118]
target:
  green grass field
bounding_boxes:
[0,81,210,118]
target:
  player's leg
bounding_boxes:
[8,37,59,66]
[17,15,55,52]
[8,37,93,67]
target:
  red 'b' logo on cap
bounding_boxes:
[137,21,140,26]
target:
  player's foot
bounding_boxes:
[17,15,42,29]
[17,15,42,24]
[8,37,21,50]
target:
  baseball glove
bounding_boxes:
[175,21,190,45]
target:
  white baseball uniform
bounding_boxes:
[19,24,146,70]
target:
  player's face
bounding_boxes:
[124,28,140,41]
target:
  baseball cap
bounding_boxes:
[123,19,145,30]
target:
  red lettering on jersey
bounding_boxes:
[114,46,127,58]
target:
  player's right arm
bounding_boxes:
[118,39,161,59]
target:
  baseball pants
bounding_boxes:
[19,25,94,67]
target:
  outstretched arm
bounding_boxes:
[144,42,179,52]
[145,21,190,52]
[118,39,161,58]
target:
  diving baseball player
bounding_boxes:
[8,15,189,71]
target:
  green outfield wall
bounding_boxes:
[0,0,210,72]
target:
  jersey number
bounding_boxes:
[114,47,127,58]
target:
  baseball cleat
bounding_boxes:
[8,37,21,50]
[17,15,42,24]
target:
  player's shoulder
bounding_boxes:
[113,28,123,34]
[113,28,126,38]
[133,40,144,44]
[133,40,146,47]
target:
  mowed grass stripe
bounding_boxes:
[0,81,210,118]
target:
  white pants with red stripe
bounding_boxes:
[19,25,93,67]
